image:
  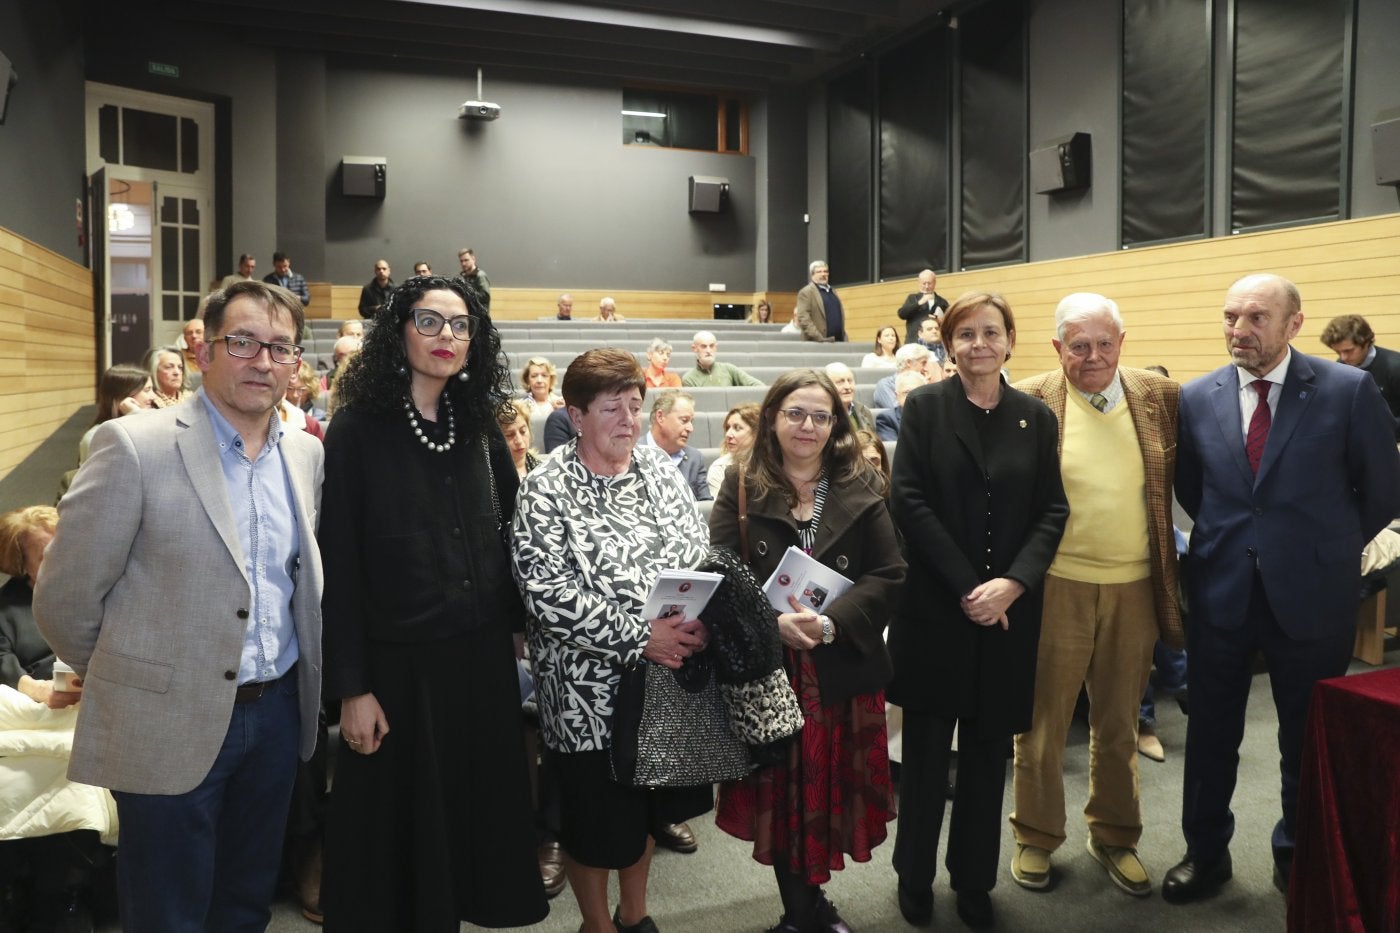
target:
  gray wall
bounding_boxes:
[1026,0,1120,262]
[319,62,757,291]
[752,85,810,291]
[805,0,1400,278]
[0,0,87,263]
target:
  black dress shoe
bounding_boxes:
[809,892,852,933]
[954,890,993,930]
[897,879,933,926]
[651,821,698,853]
[1162,852,1233,904]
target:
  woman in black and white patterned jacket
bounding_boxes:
[512,348,713,933]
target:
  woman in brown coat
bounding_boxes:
[710,368,905,933]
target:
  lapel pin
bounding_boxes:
[1018,419,1027,428]
[1299,391,1308,399]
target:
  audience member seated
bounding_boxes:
[706,402,760,498]
[180,318,205,384]
[498,400,542,478]
[322,334,362,393]
[555,293,574,320]
[593,296,625,322]
[876,370,932,442]
[916,316,948,364]
[288,360,327,423]
[826,362,875,433]
[263,250,311,307]
[0,506,115,933]
[681,331,764,387]
[644,338,682,388]
[280,367,325,442]
[412,260,432,277]
[520,356,566,416]
[874,343,933,410]
[641,389,710,501]
[79,365,157,465]
[217,253,256,291]
[862,326,901,370]
[144,345,191,409]
[337,320,364,340]
[748,299,773,324]
[543,407,577,453]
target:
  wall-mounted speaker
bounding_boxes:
[1030,132,1091,194]
[342,156,387,198]
[689,175,730,213]
[1372,111,1400,186]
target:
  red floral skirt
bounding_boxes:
[715,649,895,884]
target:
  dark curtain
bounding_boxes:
[959,0,1026,267]
[1231,0,1348,230]
[1121,0,1210,246]
[878,29,951,279]
[827,64,873,285]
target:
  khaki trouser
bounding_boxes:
[1009,574,1157,851]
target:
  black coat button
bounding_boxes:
[1246,547,1257,558]
[236,609,249,619]
[224,670,236,680]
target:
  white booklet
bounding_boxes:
[762,546,854,614]
[640,568,724,621]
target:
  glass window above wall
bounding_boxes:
[622,87,747,154]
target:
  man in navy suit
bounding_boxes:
[1163,274,1400,903]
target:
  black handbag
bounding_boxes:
[609,655,752,788]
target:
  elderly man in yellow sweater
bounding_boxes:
[1008,293,1185,897]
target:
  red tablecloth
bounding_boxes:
[1288,667,1400,932]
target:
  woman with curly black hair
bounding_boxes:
[319,275,549,931]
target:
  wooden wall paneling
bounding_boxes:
[0,226,95,483]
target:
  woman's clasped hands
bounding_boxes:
[642,615,709,670]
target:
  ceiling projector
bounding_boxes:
[459,68,500,121]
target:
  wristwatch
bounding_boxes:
[819,615,836,645]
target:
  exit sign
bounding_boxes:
[148,61,179,78]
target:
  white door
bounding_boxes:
[85,82,214,366]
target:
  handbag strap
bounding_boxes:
[738,460,750,563]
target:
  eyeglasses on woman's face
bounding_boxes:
[778,407,833,429]
[411,308,477,340]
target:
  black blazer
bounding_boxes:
[897,292,949,345]
[887,376,1068,737]
[1363,344,1400,433]
[709,466,905,706]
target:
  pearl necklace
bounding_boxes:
[403,395,456,453]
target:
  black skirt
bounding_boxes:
[322,631,549,931]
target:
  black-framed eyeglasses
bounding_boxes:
[412,308,477,340]
[216,335,303,365]
[779,407,834,428]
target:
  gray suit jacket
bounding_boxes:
[677,446,712,501]
[34,396,324,795]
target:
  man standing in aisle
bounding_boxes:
[897,269,949,345]
[35,280,326,931]
[1163,273,1400,902]
[793,260,846,343]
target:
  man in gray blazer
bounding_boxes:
[642,389,711,502]
[35,280,324,931]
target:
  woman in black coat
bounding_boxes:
[887,292,1068,930]
[319,276,548,931]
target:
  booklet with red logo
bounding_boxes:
[640,569,724,622]
[761,546,854,614]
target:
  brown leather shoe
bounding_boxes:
[538,841,566,898]
[651,821,698,853]
[296,843,323,924]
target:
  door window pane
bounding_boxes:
[180,117,199,173]
[99,105,120,163]
[161,228,179,291]
[123,109,179,172]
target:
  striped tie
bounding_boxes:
[1245,380,1272,474]
[1089,393,1108,412]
